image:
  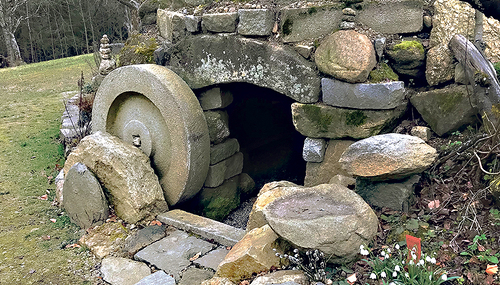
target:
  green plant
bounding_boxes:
[490,208,500,226]
[274,248,330,283]
[460,234,500,264]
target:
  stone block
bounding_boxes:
[194,248,230,270]
[216,225,281,283]
[302,137,326,162]
[185,15,201,33]
[205,110,231,144]
[198,177,241,221]
[157,209,245,247]
[410,126,432,142]
[135,271,176,285]
[355,175,421,211]
[202,13,238,33]
[357,0,424,34]
[198,87,234,110]
[134,230,215,281]
[157,9,186,42]
[79,222,129,259]
[210,138,240,165]
[291,103,407,139]
[329,174,357,188]
[280,6,343,43]
[63,163,109,230]
[238,173,255,197]
[205,152,244,188]
[425,44,455,86]
[179,267,214,285]
[455,63,468,85]
[410,85,479,136]
[237,9,274,36]
[122,225,166,257]
[322,78,405,110]
[304,139,354,187]
[250,270,308,285]
[101,257,150,285]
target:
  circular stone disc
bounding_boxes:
[92,64,210,205]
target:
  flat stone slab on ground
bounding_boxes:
[134,229,215,281]
[179,267,214,285]
[134,271,176,285]
[157,209,245,247]
[101,257,150,285]
[194,247,230,270]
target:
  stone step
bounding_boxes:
[157,210,245,247]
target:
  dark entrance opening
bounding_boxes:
[224,82,306,190]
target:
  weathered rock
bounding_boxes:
[410,85,479,136]
[198,87,234,111]
[202,13,238,33]
[194,248,230,271]
[315,30,376,83]
[201,277,236,285]
[484,17,500,63]
[302,137,326,162]
[216,224,282,283]
[210,138,240,165]
[322,78,406,109]
[280,6,343,43]
[339,21,356,30]
[185,15,201,33]
[55,170,65,204]
[63,132,168,223]
[329,174,357,188]
[455,63,468,85]
[238,9,274,36]
[263,184,378,263]
[165,34,321,103]
[357,0,423,34]
[122,225,167,257]
[205,110,231,144]
[179,267,214,285]
[425,44,455,86]
[134,230,215,281]
[291,103,406,139]
[205,152,244,187]
[79,222,128,259]
[250,270,308,285]
[238,173,256,197]
[101,257,150,285]
[135,271,176,285]
[386,41,426,78]
[62,163,108,229]
[294,45,313,59]
[197,177,241,221]
[356,175,421,211]
[305,139,355,187]
[247,181,299,231]
[340,133,438,180]
[157,9,186,43]
[430,0,475,48]
[410,126,432,142]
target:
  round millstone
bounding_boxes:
[92,64,210,205]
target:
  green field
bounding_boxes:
[0,55,101,284]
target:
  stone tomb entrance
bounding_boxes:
[93,64,306,222]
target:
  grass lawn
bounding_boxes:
[0,55,101,284]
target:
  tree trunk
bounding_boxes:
[1,28,24,66]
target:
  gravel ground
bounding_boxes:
[222,197,258,229]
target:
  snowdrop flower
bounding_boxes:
[395,265,401,272]
[381,272,387,278]
[418,259,425,266]
[381,251,386,257]
[393,271,397,278]
[360,249,369,256]
[429,275,433,281]
[389,283,396,285]
[430,257,436,264]
[387,248,391,254]
[395,244,400,250]
[370,273,377,279]
[409,260,414,265]
[426,256,431,262]
[405,273,410,278]
[441,274,447,281]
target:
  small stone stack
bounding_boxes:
[193,86,255,221]
[99,35,116,76]
[340,8,356,30]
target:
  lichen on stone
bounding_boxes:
[393,40,424,55]
[301,104,333,132]
[345,110,367,126]
[369,62,399,82]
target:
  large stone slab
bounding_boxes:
[157,10,186,43]
[315,30,376,83]
[122,225,166,257]
[194,248,230,270]
[205,110,231,144]
[157,209,245,247]
[63,163,109,229]
[356,175,421,211]
[210,138,240,165]
[262,184,378,263]
[202,13,238,33]
[304,139,355,187]
[78,222,128,259]
[425,44,455,86]
[250,270,308,285]
[291,102,406,139]
[205,152,244,187]
[216,224,282,283]
[238,9,274,36]
[197,176,241,221]
[63,132,168,223]
[179,267,214,285]
[357,0,424,34]
[135,271,176,285]
[163,34,320,103]
[339,133,437,180]
[134,230,215,281]
[101,257,150,285]
[280,6,343,43]
[410,85,479,136]
[322,78,406,109]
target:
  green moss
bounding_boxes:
[393,40,424,55]
[282,18,293,36]
[369,62,399,82]
[308,7,318,14]
[435,91,463,115]
[301,104,333,132]
[118,34,158,67]
[494,62,500,80]
[345,110,367,127]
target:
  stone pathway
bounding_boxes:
[101,210,245,285]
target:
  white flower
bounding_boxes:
[426,256,431,262]
[405,273,409,278]
[381,251,386,257]
[409,260,414,265]
[430,257,436,264]
[370,273,377,279]
[389,283,396,285]
[393,271,397,278]
[395,265,401,272]
[418,259,425,266]
[429,275,432,280]
[395,244,400,250]
[441,274,447,281]
[360,249,369,256]
[387,248,391,253]
[381,272,386,278]
[360,245,365,250]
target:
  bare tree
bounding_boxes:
[0,0,27,66]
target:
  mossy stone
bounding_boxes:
[282,18,293,36]
[345,110,368,127]
[118,34,158,67]
[369,62,399,82]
